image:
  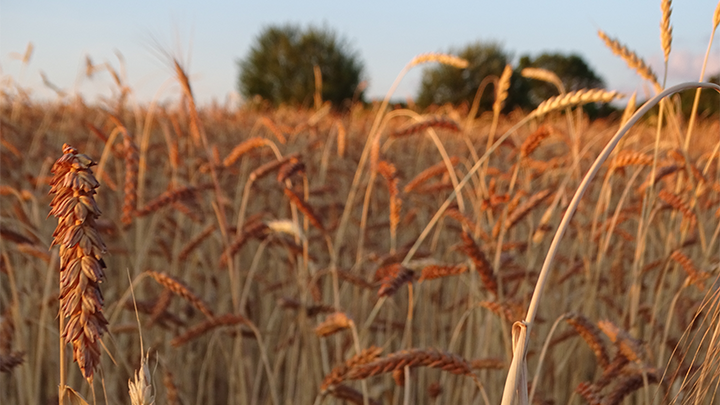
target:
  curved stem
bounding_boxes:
[500,82,720,405]
[684,22,718,150]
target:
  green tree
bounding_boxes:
[518,53,604,102]
[679,72,720,117]
[416,41,514,110]
[238,24,365,107]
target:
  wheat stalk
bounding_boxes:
[459,231,498,296]
[163,371,180,405]
[326,385,380,405]
[135,184,210,217]
[314,312,352,337]
[493,64,513,116]
[404,157,460,193]
[321,346,384,391]
[408,53,469,69]
[597,320,644,363]
[223,137,272,167]
[532,88,623,118]
[661,0,673,62]
[391,116,460,138]
[597,30,661,92]
[520,125,552,158]
[620,92,637,126]
[0,352,25,373]
[611,151,654,168]
[277,157,306,183]
[49,144,108,382]
[345,348,475,380]
[504,189,552,231]
[657,189,696,225]
[147,271,214,319]
[121,131,139,226]
[576,382,602,405]
[565,313,610,368]
[171,314,247,347]
[521,67,565,94]
[128,352,154,405]
[248,154,299,182]
[283,188,325,232]
[376,160,401,251]
[377,266,413,297]
[604,371,660,405]
[219,221,269,266]
[178,223,216,261]
[419,264,468,282]
[669,250,709,289]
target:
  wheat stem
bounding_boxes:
[500,82,720,405]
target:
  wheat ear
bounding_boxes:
[314,312,352,337]
[377,266,413,298]
[669,250,709,289]
[532,88,622,118]
[597,320,644,363]
[321,346,383,391]
[163,371,180,405]
[128,352,154,405]
[657,189,696,226]
[345,348,475,380]
[171,313,248,347]
[565,313,610,368]
[0,352,25,373]
[419,264,468,282]
[404,157,460,193]
[408,53,469,69]
[661,0,673,62]
[504,189,553,231]
[459,231,498,296]
[121,131,139,226]
[283,188,325,232]
[146,271,214,319]
[604,371,660,405]
[223,137,272,167]
[391,116,460,138]
[377,160,401,251]
[276,158,305,183]
[597,30,661,92]
[520,125,552,158]
[49,144,108,382]
[493,64,513,116]
[521,67,565,94]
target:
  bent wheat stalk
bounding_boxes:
[401,88,624,268]
[333,53,467,265]
[500,81,720,405]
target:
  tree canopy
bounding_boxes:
[415,44,607,114]
[237,24,365,107]
[678,72,720,117]
[416,41,510,110]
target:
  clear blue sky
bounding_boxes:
[1,0,719,105]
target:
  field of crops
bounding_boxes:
[3,5,720,405]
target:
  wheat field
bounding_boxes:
[3,3,720,405]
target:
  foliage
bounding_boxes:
[415,41,514,110]
[678,72,720,117]
[415,47,607,115]
[237,24,365,107]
